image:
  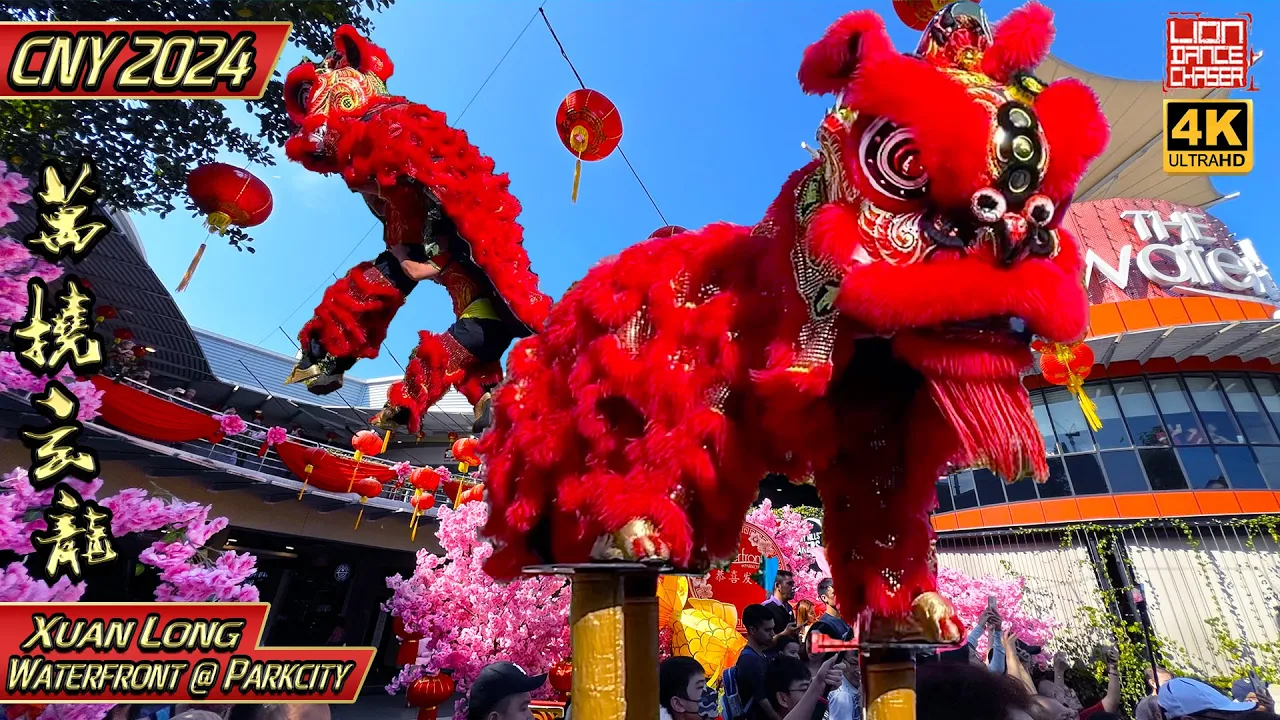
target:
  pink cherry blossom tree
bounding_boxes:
[0,181,259,720]
[936,565,1059,658]
[384,501,571,715]
[747,499,823,604]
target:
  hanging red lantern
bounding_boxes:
[352,476,384,530]
[548,659,572,699]
[447,431,458,443]
[113,328,133,343]
[455,482,484,508]
[649,226,688,239]
[409,467,442,493]
[396,638,421,665]
[179,162,274,292]
[353,476,384,498]
[1033,339,1101,431]
[351,430,385,460]
[407,673,456,720]
[556,88,623,203]
[411,492,436,513]
[451,436,481,472]
[893,0,956,31]
[94,305,117,322]
[132,346,148,358]
[408,489,437,541]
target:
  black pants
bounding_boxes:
[448,317,516,364]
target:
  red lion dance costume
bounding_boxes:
[281,26,551,433]
[482,1,1109,634]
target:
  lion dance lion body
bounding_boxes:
[282,26,551,433]
[482,1,1109,624]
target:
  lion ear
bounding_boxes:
[333,25,394,81]
[981,1,1055,83]
[798,10,895,96]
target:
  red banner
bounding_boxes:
[0,603,374,703]
[0,22,291,99]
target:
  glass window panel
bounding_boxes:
[1100,450,1150,493]
[1030,391,1058,454]
[950,471,978,509]
[1139,447,1189,491]
[1045,388,1096,454]
[1226,377,1280,444]
[1037,457,1073,498]
[1253,376,1280,432]
[1216,446,1267,490]
[935,480,955,513]
[1004,475,1039,502]
[1177,446,1227,489]
[973,469,1007,506]
[1184,376,1243,443]
[1115,380,1169,447]
[1254,447,1280,490]
[1064,454,1109,495]
[1087,382,1132,449]
[1150,377,1206,445]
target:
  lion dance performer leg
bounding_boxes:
[481,0,1108,645]
[280,26,551,433]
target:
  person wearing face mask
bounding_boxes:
[660,657,718,720]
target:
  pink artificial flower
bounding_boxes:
[384,502,571,712]
[393,461,412,480]
[747,500,823,604]
[266,426,288,446]
[214,412,248,436]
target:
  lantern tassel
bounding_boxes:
[382,430,392,453]
[349,452,364,492]
[355,498,367,530]
[571,158,582,203]
[1070,377,1103,432]
[175,242,208,293]
[298,464,314,500]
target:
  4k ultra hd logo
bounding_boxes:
[1163,99,1253,175]
[0,22,291,99]
[1165,12,1259,91]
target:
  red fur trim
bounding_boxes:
[388,331,454,434]
[301,261,405,359]
[847,55,992,208]
[835,249,1088,346]
[329,103,552,332]
[456,362,502,405]
[798,11,895,96]
[333,25,394,81]
[284,62,317,126]
[981,2,1055,83]
[1036,78,1110,202]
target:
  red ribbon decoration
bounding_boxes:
[89,376,224,444]
[274,441,397,494]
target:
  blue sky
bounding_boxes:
[128,0,1279,379]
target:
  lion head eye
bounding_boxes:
[859,118,930,202]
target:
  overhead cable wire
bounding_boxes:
[538,7,669,226]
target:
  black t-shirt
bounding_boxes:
[809,614,854,642]
[734,646,770,719]
[763,599,795,635]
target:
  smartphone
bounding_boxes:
[986,595,998,614]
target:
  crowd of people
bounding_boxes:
[7,569,1272,720]
[649,571,1278,720]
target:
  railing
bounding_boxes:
[27,377,470,507]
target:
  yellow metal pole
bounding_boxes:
[569,570,626,720]
[622,575,660,720]
[862,654,916,720]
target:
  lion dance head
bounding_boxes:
[480,1,1109,624]
[283,26,395,175]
